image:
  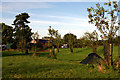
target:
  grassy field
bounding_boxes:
[2,46,120,78]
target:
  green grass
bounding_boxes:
[2,46,120,78]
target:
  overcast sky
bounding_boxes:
[1,1,119,39]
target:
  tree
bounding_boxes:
[1,23,13,44]
[63,33,77,53]
[48,26,60,57]
[79,36,88,48]
[31,32,39,56]
[12,13,33,54]
[84,30,98,53]
[55,32,61,53]
[87,1,119,66]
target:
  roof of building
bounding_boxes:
[30,39,49,43]
[37,39,49,43]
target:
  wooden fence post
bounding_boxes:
[109,44,113,67]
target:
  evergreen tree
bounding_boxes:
[12,13,33,54]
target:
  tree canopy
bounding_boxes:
[87,1,119,43]
[63,33,77,53]
[1,23,13,44]
[12,13,33,53]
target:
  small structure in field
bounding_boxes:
[80,53,104,65]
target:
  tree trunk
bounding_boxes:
[33,44,37,56]
[25,45,28,54]
[52,46,55,56]
[104,44,109,66]
[25,49,28,54]
[104,43,113,67]
[70,45,73,53]
[57,45,59,53]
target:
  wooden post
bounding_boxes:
[109,44,113,67]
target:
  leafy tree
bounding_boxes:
[63,33,77,53]
[84,30,98,53]
[74,39,80,48]
[12,13,33,54]
[31,32,39,56]
[48,26,61,57]
[48,26,57,57]
[114,36,120,45]
[79,36,88,48]
[55,32,61,53]
[1,23,13,44]
[87,1,119,66]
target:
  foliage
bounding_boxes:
[31,32,39,55]
[54,32,61,53]
[79,36,88,48]
[83,30,98,53]
[1,23,13,44]
[63,33,77,53]
[87,1,119,43]
[87,0,119,67]
[12,13,33,53]
[48,26,61,56]
[63,33,77,44]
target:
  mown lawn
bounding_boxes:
[2,46,120,78]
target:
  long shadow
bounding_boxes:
[2,51,49,57]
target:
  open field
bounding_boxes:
[2,46,120,78]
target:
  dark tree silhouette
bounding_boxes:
[1,23,13,44]
[12,13,33,54]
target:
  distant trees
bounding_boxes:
[63,33,77,53]
[87,1,119,66]
[12,13,33,54]
[83,30,98,53]
[1,23,13,44]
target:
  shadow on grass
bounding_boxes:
[2,51,49,57]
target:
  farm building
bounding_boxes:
[30,39,49,49]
